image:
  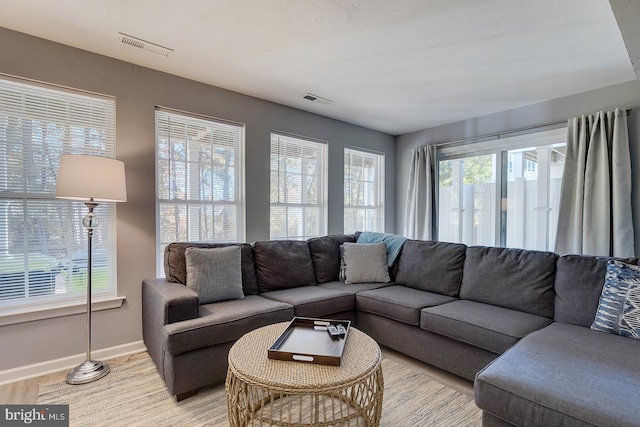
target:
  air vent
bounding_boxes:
[303,93,332,105]
[119,33,173,57]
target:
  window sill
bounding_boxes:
[0,296,125,326]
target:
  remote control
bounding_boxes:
[336,324,347,337]
[327,325,340,339]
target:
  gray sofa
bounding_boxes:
[141,234,640,426]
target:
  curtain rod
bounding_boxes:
[430,107,632,149]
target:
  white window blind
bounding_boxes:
[155,108,245,275]
[0,77,118,312]
[270,132,327,240]
[344,148,384,233]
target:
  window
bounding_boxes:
[437,128,566,251]
[438,154,497,246]
[344,148,384,233]
[0,76,117,312]
[155,108,245,275]
[270,132,327,240]
[505,145,565,250]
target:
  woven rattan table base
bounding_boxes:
[226,323,384,427]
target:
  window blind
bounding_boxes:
[155,108,245,276]
[270,132,327,240]
[0,76,117,311]
[344,148,384,233]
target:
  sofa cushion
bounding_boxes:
[185,246,244,304]
[253,240,316,292]
[421,300,552,354]
[395,240,466,297]
[162,295,294,355]
[459,246,558,318]
[356,286,456,326]
[318,280,391,295]
[308,234,356,283]
[342,242,391,284]
[555,254,638,327]
[164,242,259,295]
[475,322,640,427]
[260,286,353,318]
[591,260,640,340]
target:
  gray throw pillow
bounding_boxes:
[185,246,244,304]
[591,259,640,340]
[342,242,391,284]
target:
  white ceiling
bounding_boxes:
[0,0,636,135]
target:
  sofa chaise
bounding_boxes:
[141,233,640,426]
[474,255,640,426]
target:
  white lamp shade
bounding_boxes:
[55,154,127,202]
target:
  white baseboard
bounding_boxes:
[0,340,147,386]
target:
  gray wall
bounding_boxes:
[396,79,640,255]
[0,27,395,371]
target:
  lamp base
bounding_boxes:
[66,359,110,385]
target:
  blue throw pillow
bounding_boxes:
[591,260,640,340]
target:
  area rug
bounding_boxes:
[38,353,481,426]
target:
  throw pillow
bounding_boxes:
[164,242,259,295]
[591,259,640,340]
[342,242,391,284]
[339,244,347,282]
[185,246,244,304]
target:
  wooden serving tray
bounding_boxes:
[268,317,351,366]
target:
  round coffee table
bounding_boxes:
[225,322,384,427]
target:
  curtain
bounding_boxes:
[404,144,436,240]
[555,108,634,257]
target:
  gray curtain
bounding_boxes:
[555,108,634,257]
[404,144,436,240]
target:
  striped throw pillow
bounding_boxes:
[591,259,640,340]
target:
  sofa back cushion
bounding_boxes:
[308,234,356,283]
[459,246,558,318]
[253,240,316,292]
[554,254,638,327]
[164,242,259,295]
[394,240,467,297]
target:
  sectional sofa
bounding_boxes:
[141,233,640,426]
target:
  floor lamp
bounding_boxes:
[55,154,127,385]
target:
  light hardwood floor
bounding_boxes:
[381,347,474,397]
[0,347,473,404]
[0,353,144,404]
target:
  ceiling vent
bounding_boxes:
[303,93,332,105]
[119,33,173,57]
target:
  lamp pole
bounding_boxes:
[66,200,110,385]
[84,201,97,363]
